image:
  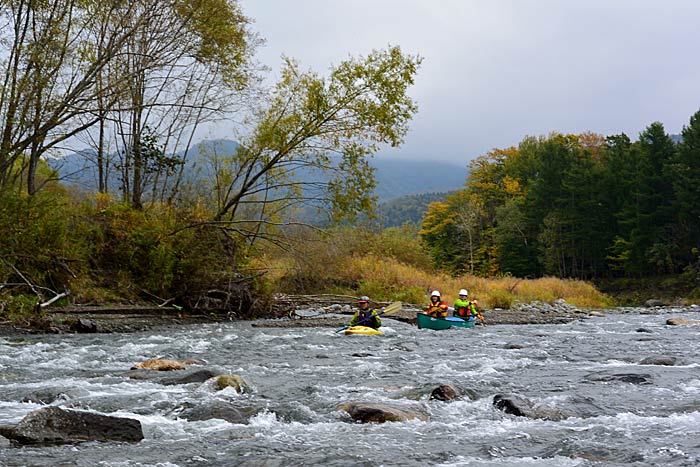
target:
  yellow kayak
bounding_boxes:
[344,326,383,336]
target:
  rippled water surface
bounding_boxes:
[1,308,700,466]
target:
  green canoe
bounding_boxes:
[416,313,476,330]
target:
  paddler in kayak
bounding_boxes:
[424,290,448,318]
[349,296,382,329]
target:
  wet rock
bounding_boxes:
[0,406,143,445]
[492,394,570,421]
[504,342,525,349]
[337,401,429,423]
[124,367,218,385]
[636,328,652,333]
[159,368,219,385]
[645,299,665,307]
[20,389,72,405]
[584,372,653,385]
[180,358,206,365]
[588,311,605,317]
[176,401,257,424]
[351,352,373,357]
[639,356,677,366]
[666,318,700,325]
[493,393,532,417]
[71,318,98,333]
[214,374,250,393]
[429,384,460,401]
[131,358,185,371]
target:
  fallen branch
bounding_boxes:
[0,257,43,301]
[39,291,70,309]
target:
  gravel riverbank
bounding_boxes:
[1,301,697,335]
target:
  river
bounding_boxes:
[1,307,699,466]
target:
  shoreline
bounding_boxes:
[1,303,697,336]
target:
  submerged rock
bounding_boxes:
[0,406,143,445]
[584,372,653,385]
[176,401,258,424]
[337,401,429,423]
[492,394,571,421]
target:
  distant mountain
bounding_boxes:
[370,158,465,200]
[376,191,454,227]
[48,139,467,202]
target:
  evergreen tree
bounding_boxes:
[667,110,700,272]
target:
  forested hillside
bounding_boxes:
[420,121,700,286]
[376,192,453,227]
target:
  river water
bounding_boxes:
[1,308,699,466]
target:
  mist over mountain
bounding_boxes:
[49,139,467,202]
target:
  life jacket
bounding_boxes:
[455,300,477,318]
[426,301,448,318]
[357,310,379,328]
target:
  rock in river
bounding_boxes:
[0,406,143,445]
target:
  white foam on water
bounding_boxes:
[562,410,700,438]
[437,455,585,466]
[679,379,700,393]
[184,340,211,353]
[252,332,305,342]
[248,409,280,428]
[97,462,182,467]
[305,343,330,350]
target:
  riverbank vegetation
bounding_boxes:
[1,2,698,326]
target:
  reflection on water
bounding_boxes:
[1,308,700,466]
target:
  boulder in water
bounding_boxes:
[125,367,218,385]
[337,401,429,423]
[666,318,700,326]
[214,374,250,393]
[639,356,677,366]
[20,389,73,405]
[131,359,186,371]
[493,393,571,421]
[645,299,665,307]
[176,401,257,424]
[0,406,143,445]
[429,384,460,401]
[585,372,653,385]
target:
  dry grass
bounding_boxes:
[264,249,613,309]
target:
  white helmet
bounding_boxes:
[459,289,468,296]
[430,290,441,297]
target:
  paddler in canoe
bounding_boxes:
[349,296,382,329]
[424,290,449,318]
[453,288,485,325]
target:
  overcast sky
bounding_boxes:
[238,0,700,165]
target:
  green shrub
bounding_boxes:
[487,289,514,309]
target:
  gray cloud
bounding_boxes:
[239,0,700,164]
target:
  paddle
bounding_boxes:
[334,301,403,333]
[472,301,486,326]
